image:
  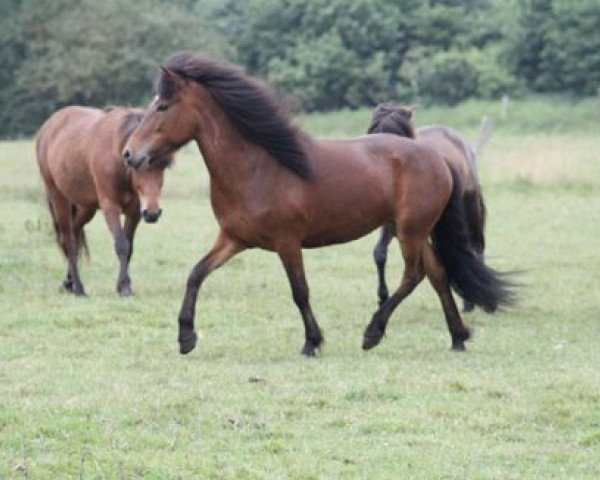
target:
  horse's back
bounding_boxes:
[417,125,478,191]
[298,134,452,246]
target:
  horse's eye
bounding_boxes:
[157,104,169,112]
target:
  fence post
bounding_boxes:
[597,86,600,127]
[473,116,493,157]
[501,94,510,120]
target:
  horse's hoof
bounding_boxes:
[362,332,383,350]
[179,331,197,355]
[62,279,74,292]
[118,285,133,297]
[462,301,475,313]
[72,287,87,297]
[451,328,471,351]
[301,344,318,357]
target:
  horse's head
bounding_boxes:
[123,67,198,170]
[131,167,166,223]
[367,104,416,139]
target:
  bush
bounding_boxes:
[413,50,479,105]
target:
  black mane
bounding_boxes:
[367,103,416,139]
[156,52,312,180]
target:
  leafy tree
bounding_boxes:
[0,0,223,137]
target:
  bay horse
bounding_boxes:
[36,106,173,296]
[123,52,514,356]
[367,104,486,313]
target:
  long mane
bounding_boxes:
[156,52,312,180]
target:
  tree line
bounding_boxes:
[1,0,599,137]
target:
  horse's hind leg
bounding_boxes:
[373,224,395,307]
[72,205,96,256]
[61,205,95,290]
[277,242,323,357]
[423,244,471,351]
[363,234,426,350]
[48,189,86,295]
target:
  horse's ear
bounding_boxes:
[160,66,185,91]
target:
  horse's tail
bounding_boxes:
[463,188,486,255]
[432,165,515,312]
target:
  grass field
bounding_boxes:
[1,98,600,478]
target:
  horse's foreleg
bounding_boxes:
[373,224,395,307]
[123,209,141,264]
[277,243,323,357]
[101,204,132,296]
[363,235,426,350]
[423,244,471,351]
[178,230,243,355]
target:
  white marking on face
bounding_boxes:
[139,195,149,213]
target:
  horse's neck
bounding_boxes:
[193,103,271,194]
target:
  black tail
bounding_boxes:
[432,166,515,312]
[463,188,486,255]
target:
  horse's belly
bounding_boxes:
[302,215,385,248]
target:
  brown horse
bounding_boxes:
[123,52,514,356]
[36,106,173,296]
[367,104,487,313]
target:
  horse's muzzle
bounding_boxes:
[142,208,162,223]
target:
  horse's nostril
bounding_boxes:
[123,150,132,161]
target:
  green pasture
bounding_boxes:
[1,99,599,478]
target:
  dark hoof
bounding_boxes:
[62,278,86,296]
[179,331,197,355]
[301,344,318,357]
[362,331,384,350]
[62,278,74,292]
[118,285,133,297]
[462,301,475,313]
[451,328,471,351]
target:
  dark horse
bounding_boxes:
[367,104,487,313]
[123,52,514,356]
[37,106,173,296]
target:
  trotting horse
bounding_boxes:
[123,52,514,356]
[36,106,173,296]
[367,104,487,313]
